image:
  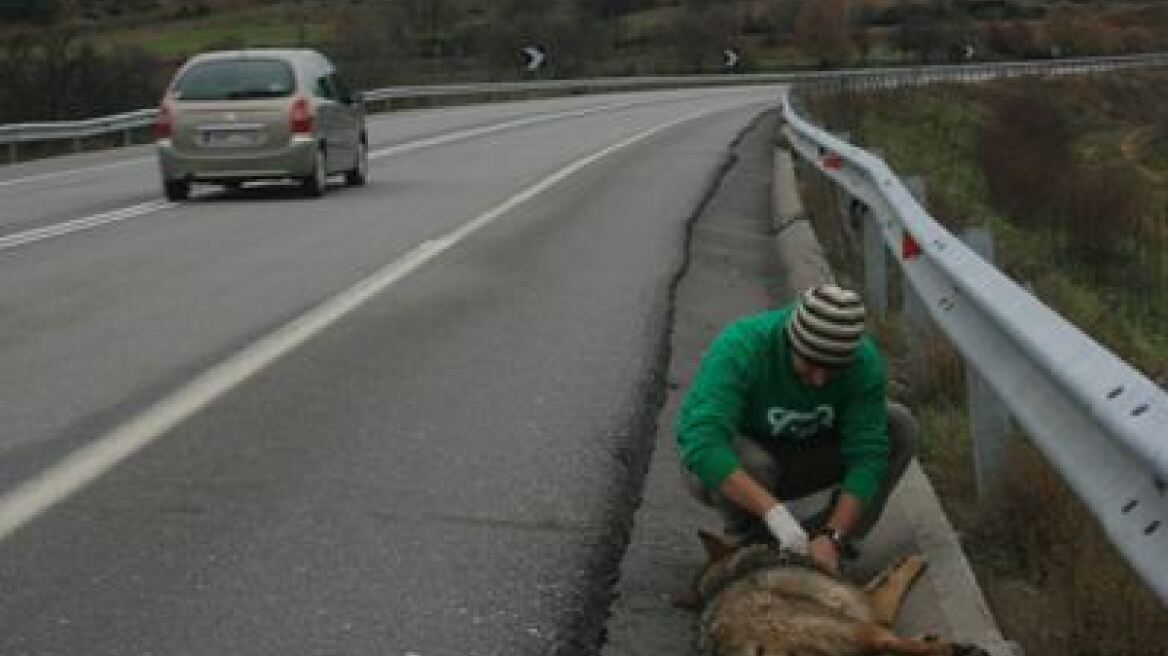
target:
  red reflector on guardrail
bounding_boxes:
[902,233,922,260]
[822,152,843,170]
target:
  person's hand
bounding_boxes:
[809,534,840,574]
[763,504,808,554]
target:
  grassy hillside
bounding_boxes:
[6,0,1168,69]
[2,0,1167,121]
[2,0,1168,122]
[99,3,332,58]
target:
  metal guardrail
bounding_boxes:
[0,108,158,160]
[0,108,157,142]
[780,89,1168,606]
[3,53,1168,164]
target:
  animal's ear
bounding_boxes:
[697,528,736,560]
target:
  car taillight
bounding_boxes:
[290,96,314,134]
[153,100,174,140]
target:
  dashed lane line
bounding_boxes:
[0,103,637,253]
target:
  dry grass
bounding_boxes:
[800,74,1168,655]
[972,438,1168,655]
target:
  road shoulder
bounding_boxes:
[600,108,1016,656]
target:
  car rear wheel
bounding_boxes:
[301,148,327,198]
[345,140,368,187]
[163,179,190,201]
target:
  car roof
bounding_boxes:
[184,48,328,67]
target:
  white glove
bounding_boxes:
[764,504,809,555]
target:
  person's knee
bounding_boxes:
[683,467,714,505]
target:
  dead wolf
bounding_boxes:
[676,530,990,656]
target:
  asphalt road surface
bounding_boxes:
[0,87,782,655]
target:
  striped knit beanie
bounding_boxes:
[786,284,867,368]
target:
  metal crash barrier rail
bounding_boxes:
[780,88,1168,606]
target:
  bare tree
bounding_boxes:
[794,0,855,67]
[665,2,736,73]
[0,15,163,123]
[892,1,976,63]
[0,34,38,122]
[894,6,944,62]
[983,20,1040,59]
[0,0,60,24]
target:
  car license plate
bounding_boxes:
[200,129,262,148]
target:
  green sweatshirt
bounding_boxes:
[677,306,889,504]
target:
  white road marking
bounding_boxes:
[0,200,174,252]
[0,103,632,189]
[0,103,634,252]
[0,157,153,188]
[368,102,632,160]
[0,105,719,541]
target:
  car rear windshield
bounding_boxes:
[174,59,296,101]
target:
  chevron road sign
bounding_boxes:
[724,48,740,70]
[522,45,546,72]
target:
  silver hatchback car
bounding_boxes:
[155,48,368,200]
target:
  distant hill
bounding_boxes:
[2,0,1167,122]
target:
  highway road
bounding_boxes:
[0,87,782,655]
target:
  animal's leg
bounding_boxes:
[855,624,966,655]
[862,562,899,593]
[673,529,738,610]
[863,554,926,626]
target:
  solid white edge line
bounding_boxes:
[0,157,154,189]
[0,106,715,541]
[369,102,632,160]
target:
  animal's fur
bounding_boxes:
[677,530,990,656]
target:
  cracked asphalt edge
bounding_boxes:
[542,106,766,656]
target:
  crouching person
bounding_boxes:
[677,284,917,575]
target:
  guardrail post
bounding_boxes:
[902,176,931,397]
[122,128,133,147]
[861,148,888,315]
[862,199,887,314]
[961,227,1013,500]
[6,142,15,164]
[832,132,860,253]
